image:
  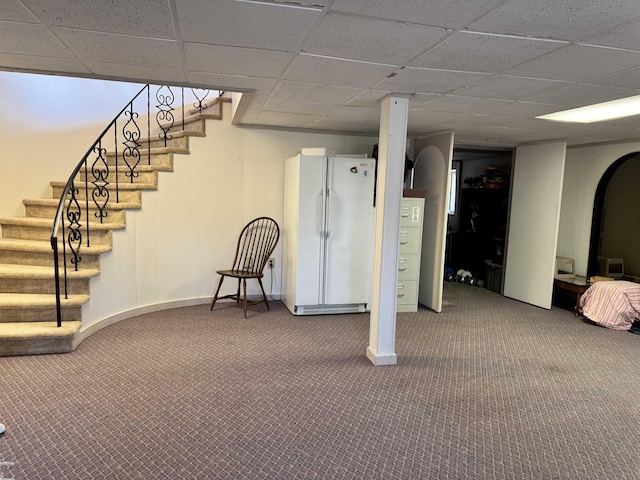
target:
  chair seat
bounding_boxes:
[216,270,263,279]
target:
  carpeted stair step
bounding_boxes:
[77,164,159,187]
[51,180,154,203]
[104,151,175,170]
[187,96,229,116]
[150,120,206,140]
[23,198,140,224]
[0,321,81,356]
[0,238,109,269]
[151,110,222,142]
[0,263,100,295]
[0,292,89,322]
[121,134,190,152]
[0,217,123,245]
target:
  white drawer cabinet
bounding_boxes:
[397,196,424,312]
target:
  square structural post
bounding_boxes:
[367,95,409,366]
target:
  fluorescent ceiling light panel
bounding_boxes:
[537,95,640,123]
[234,0,323,11]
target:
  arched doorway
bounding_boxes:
[588,152,640,277]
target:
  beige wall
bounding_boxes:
[0,72,142,218]
[558,141,640,276]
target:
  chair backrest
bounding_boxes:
[231,217,280,275]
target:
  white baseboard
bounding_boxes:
[365,346,398,366]
[73,297,211,349]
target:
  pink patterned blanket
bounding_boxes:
[579,281,640,330]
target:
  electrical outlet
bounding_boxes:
[268,258,275,269]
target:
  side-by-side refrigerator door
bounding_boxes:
[324,156,376,306]
[293,155,326,307]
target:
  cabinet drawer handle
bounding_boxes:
[398,267,407,272]
[400,240,409,245]
[397,293,406,298]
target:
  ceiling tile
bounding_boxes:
[0,52,89,74]
[263,98,339,116]
[495,130,573,144]
[560,122,640,139]
[589,66,640,90]
[581,17,640,51]
[323,105,380,123]
[23,0,176,38]
[1,0,39,22]
[331,0,506,29]
[409,109,466,123]
[469,0,640,41]
[346,89,392,107]
[0,21,73,57]
[285,55,397,88]
[524,83,638,107]
[410,32,566,73]
[184,43,294,78]
[505,44,640,82]
[452,75,569,100]
[372,67,489,94]
[308,117,375,131]
[449,115,573,131]
[603,115,640,129]
[255,110,320,127]
[85,62,186,84]
[52,28,181,68]
[186,72,278,93]
[305,12,449,65]
[271,80,361,103]
[489,101,559,117]
[176,0,320,51]
[420,94,512,114]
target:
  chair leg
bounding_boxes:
[242,278,248,318]
[257,278,270,311]
[210,275,225,310]
[236,279,241,304]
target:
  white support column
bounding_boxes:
[366,95,409,366]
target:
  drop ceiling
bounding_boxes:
[3,0,640,146]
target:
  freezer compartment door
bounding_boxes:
[294,155,326,306]
[323,156,376,306]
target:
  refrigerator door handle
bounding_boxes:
[319,188,325,236]
[325,186,332,238]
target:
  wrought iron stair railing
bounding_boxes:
[50,84,219,326]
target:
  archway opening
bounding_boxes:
[588,152,640,278]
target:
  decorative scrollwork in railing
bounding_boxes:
[91,144,110,222]
[192,88,209,114]
[122,104,141,182]
[51,84,219,327]
[66,183,82,270]
[156,85,175,147]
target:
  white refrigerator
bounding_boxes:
[282,153,376,315]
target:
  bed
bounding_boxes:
[578,280,640,330]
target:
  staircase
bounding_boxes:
[0,91,229,356]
